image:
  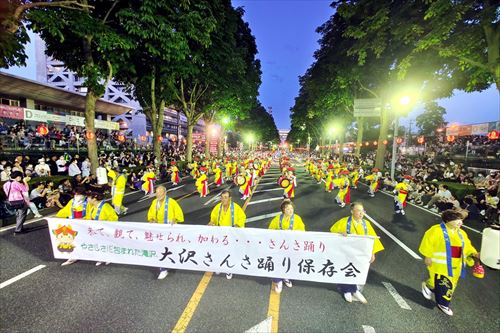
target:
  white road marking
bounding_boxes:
[204,191,223,206]
[0,265,46,289]
[254,188,283,194]
[247,197,284,206]
[382,282,412,310]
[364,213,422,260]
[246,212,281,223]
[362,325,376,333]
[245,316,272,333]
[359,183,482,235]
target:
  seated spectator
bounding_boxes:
[34,158,51,177]
[425,184,453,209]
[68,159,81,177]
[56,156,67,175]
[30,182,48,209]
[58,179,73,205]
[45,181,63,209]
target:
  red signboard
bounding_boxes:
[0,104,24,120]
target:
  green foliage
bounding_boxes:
[416,101,447,136]
[237,103,280,143]
[0,0,29,68]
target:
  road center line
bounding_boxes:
[381,282,412,310]
[0,265,46,289]
[363,213,422,260]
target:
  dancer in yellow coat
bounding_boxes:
[365,168,380,197]
[268,200,306,293]
[419,209,479,316]
[225,160,233,180]
[349,168,360,189]
[334,170,351,207]
[56,187,92,266]
[209,190,246,279]
[87,191,119,266]
[195,167,209,197]
[393,175,412,215]
[147,185,185,280]
[330,202,384,303]
[110,168,128,215]
[170,161,180,185]
[141,166,156,195]
[214,164,223,187]
[325,166,335,192]
[283,168,296,199]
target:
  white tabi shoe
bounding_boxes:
[437,304,453,316]
[274,281,283,294]
[157,270,169,280]
[61,259,76,266]
[353,290,368,304]
[226,273,233,279]
[343,292,353,303]
[421,282,434,300]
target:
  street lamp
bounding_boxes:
[390,95,411,180]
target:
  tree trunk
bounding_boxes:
[186,123,194,163]
[338,133,345,162]
[204,123,210,158]
[152,127,161,164]
[84,89,99,175]
[218,127,224,159]
[375,106,390,170]
[356,117,364,156]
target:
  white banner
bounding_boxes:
[24,108,47,122]
[65,115,86,127]
[95,119,119,130]
[47,218,375,285]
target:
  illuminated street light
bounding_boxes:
[222,116,230,125]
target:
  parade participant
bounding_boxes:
[224,159,233,181]
[325,165,335,192]
[110,167,128,215]
[196,166,209,197]
[394,175,413,215]
[190,160,200,179]
[147,185,185,279]
[330,202,384,303]
[213,163,223,187]
[334,170,351,207]
[283,168,296,199]
[419,209,479,316]
[315,163,324,184]
[268,200,305,293]
[208,190,246,279]
[168,161,179,186]
[87,191,118,266]
[349,167,360,189]
[141,166,156,195]
[57,187,91,266]
[365,168,380,197]
[236,166,251,200]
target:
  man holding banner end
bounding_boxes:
[208,189,246,279]
[147,185,185,280]
[330,201,384,303]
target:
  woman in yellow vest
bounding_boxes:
[147,185,185,280]
[56,187,92,266]
[268,200,305,294]
[209,190,246,279]
[87,191,119,266]
[330,202,384,303]
[419,209,479,316]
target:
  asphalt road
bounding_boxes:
[0,162,498,333]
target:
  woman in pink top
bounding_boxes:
[3,171,29,234]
